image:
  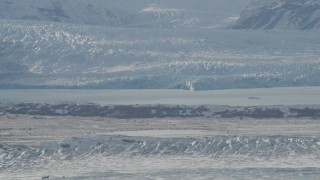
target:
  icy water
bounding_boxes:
[0,86,320,106]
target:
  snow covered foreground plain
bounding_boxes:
[1,114,320,179]
[1,87,320,179]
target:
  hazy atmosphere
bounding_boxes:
[1,0,320,179]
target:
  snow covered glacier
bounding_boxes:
[1,20,320,90]
[0,0,319,90]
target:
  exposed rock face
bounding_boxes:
[234,0,320,30]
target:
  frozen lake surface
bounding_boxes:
[1,86,320,106]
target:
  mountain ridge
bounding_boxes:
[234,0,320,30]
[0,0,250,28]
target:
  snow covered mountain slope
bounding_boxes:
[0,0,251,28]
[234,0,320,30]
[0,0,126,26]
[1,20,320,90]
